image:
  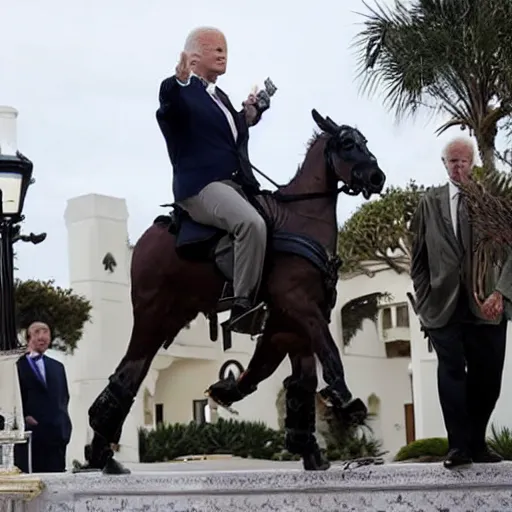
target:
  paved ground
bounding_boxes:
[124,457,306,472]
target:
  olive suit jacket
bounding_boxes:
[410,183,512,329]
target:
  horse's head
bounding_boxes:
[312,109,386,199]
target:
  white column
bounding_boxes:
[0,106,18,154]
[64,194,142,465]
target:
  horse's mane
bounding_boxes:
[284,130,325,187]
[306,130,323,152]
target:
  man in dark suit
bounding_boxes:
[156,26,269,333]
[410,137,512,469]
[14,321,72,473]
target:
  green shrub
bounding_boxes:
[322,407,386,461]
[487,424,512,460]
[394,437,448,462]
[138,418,284,462]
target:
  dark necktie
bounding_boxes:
[456,195,466,246]
[28,354,45,384]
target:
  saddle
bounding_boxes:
[154,195,341,346]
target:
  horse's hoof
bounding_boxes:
[204,388,240,415]
[302,449,331,471]
[343,398,368,425]
[319,388,368,425]
[102,457,131,475]
[206,376,245,407]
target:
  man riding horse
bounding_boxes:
[157,26,268,334]
[77,26,386,474]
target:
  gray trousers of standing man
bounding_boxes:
[178,180,267,302]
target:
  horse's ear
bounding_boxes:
[311,109,339,135]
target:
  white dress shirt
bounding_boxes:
[449,180,460,238]
[176,73,238,142]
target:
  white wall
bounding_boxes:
[64,193,142,465]
[331,266,414,457]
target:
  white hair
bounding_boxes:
[441,136,475,163]
[184,26,223,54]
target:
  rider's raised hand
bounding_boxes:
[175,52,192,83]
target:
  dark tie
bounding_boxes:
[457,194,472,256]
[28,354,45,384]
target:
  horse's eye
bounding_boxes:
[339,138,355,151]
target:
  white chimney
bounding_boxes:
[0,106,18,155]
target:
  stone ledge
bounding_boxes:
[0,474,45,500]
[24,461,512,512]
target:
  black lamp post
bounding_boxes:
[0,149,34,352]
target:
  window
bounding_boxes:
[382,307,392,329]
[385,339,411,358]
[193,399,208,425]
[396,305,410,327]
[155,403,164,426]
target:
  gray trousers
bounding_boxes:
[178,180,267,300]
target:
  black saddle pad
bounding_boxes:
[171,206,225,259]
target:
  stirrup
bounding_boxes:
[228,302,266,335]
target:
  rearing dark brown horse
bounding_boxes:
[79,109,385,474]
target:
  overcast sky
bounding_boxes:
[2,0,474,286]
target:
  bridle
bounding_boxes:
[254,118,378,203]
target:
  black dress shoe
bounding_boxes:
[472,446,503,463]
[443,449,472,469]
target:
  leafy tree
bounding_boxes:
[353,0,512,171]
[341,292,391,346]
[337,180,425,275]
[14,279,92,353]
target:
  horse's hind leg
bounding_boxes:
[284,350,330,471]
[292,305,368,426]
[83,309,190,474]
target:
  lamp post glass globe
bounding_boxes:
[0,170,23,217]
[0,141,33,219]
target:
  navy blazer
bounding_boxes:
[16,354,72,446]
[156,75,262,201]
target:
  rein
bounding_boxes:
[249,140,363,204]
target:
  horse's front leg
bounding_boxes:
[285,351,330,471]
[82,306,193,475]
[206,317,289,407]
[294,305,368,426]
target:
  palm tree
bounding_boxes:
[353,0,512,171]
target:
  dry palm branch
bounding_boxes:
[458,170,512,300]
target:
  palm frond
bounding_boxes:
[353,0,512,155]
[458,174,512,298]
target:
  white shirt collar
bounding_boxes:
[191,72,216,94]
[448,179,459,199]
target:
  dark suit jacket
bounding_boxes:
[410,183,512,329]
[16,354,72,446]
[155,75,262,202]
